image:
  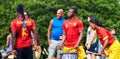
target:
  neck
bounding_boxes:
[18,14,22,18]
[96,26,100,30]
[58,17,62,20]
[18,14,25,20]
[69,16,75,20]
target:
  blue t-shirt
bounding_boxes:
[51,17,65,41]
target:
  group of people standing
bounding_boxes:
[1,4,120,59]
[47,6,120,59]
[47,8,86,59]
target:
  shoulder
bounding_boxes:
[64,19,68,23]
[98,27,106,31]
[51,17,57,22]
[62,17,66,20]
[87,26,91,30]
[27,18,33,21]
[11,18,19,25]
[75,17,83,23]
[49,19,53,24]
[97,27,107,35]
[7,35,10,38]
[26,18,35,23]
[63,20,69,27]
[7,34,11,38]
[75,18,83,26]
[53,17,57,20]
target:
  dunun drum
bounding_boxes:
[60,52,78,59]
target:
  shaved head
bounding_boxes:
[57,9,63,13]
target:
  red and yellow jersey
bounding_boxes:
[11,16,36,48]
[97,27,115,46]
[63,17,84,47]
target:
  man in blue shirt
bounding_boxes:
[47,9,65,59]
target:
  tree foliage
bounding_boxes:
[0,0,120,49]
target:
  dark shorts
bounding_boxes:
[15,46,33,59]
[88,42,97,53]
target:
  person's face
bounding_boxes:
[68,9,74,18]
[57,10,63,18]
[24,12,28,18]
[89,22,96,30]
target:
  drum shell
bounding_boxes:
[60,52,78,59]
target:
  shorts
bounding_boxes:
[63,45,86,59]
[106,40,120,59]
[48,40,61,58]
[16,46,33,59]
[88,42,97,53]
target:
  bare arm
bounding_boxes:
[88,30,97,45]
[47,20,52,45]
[11,31,16,50]
[100,38,109,55]
[32,28,40,46]
[102,39,109,50]
[86,30,97,49]
[60,32,66,46]
[6,35,10,47]
[58,31,66,49]
[74,31,83,48]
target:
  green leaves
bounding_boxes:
[0,0,120,49]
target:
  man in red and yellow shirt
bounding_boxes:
[87,18,120,59]
[10,4,40,59]
[59,8,86,59]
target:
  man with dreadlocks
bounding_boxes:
[10,4,40,59]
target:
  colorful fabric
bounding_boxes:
[63,17,84,47]
[63,46,86,59]
[11,16,36,48]
[97,27,115,46]
[106,40,120,59]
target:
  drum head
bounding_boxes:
[60,53,78,59]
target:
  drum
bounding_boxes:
[60,52,78,59]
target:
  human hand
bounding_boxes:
[34,45,41,51]
[57,44,63,50]
[12,50,16,55]
[86,44,91,50]
[74,43,79,49]
[48,39,51,45]
[99,50,104,56]
[6,44,8,47]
